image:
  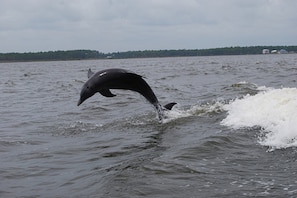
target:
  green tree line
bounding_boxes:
[0,46,296,62]
[0,50,105,62]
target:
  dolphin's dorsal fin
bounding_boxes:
[88,68,95,78]
[99,89,116,97]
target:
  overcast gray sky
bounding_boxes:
[0,0,296,53]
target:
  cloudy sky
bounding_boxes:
[0,0,296,53]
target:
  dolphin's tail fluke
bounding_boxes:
[154,102,177,121]
[163,102,177,110]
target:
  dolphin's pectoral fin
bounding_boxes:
[88,68,95,78]
[163,102,177,110]
[99,89,116,97]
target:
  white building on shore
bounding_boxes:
[271,50,278,54]
[262,49,270,54]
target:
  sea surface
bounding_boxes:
[1,54,297,197]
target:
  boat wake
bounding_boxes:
[221,87,297,151]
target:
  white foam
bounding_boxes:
[221,88,297,150]
[161,101,225,124]
[161,107,192,124]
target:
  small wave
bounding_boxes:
[221,87,297,150]
[49,121,104,137]
[0,137,44,152]
[4,80,16,87]
[229,81,261,95]
[23,72,43,77]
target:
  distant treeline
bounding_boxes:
[0,50,105,62]
[1,46,296,62]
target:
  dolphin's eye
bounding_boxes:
[86,86,93,91]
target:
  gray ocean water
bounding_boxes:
[1,54,297,197]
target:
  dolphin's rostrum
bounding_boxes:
[77,68,176,120]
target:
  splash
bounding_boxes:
[221,87,297,150]
[161,101,225,124]
[161,107,192,124]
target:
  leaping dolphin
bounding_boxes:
[77,68,176,120]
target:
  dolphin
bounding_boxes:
[77,68,176,120]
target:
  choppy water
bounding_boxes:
[1,54,297,197]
